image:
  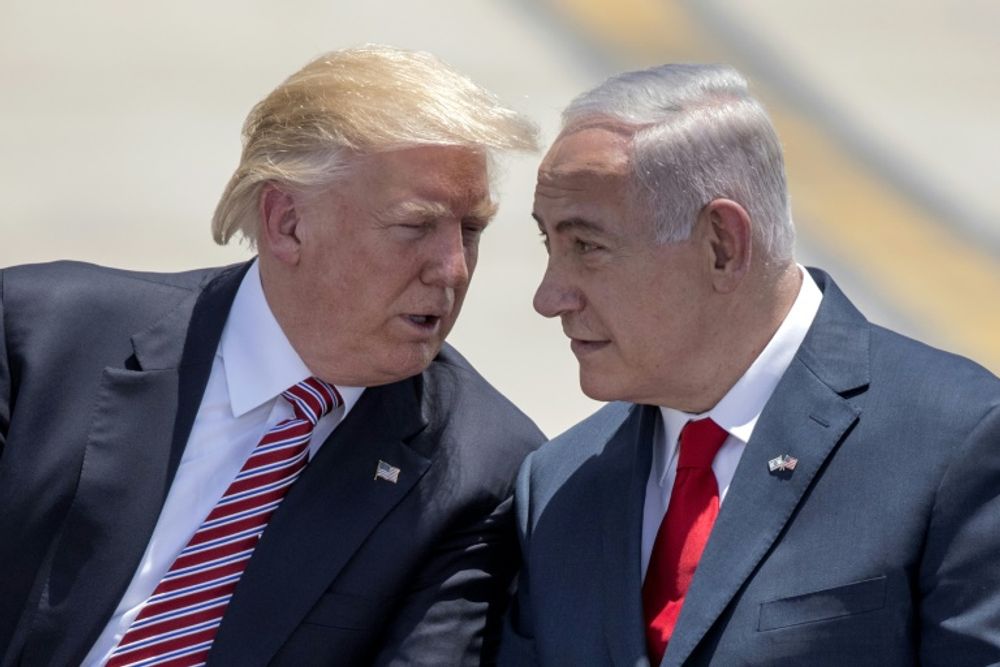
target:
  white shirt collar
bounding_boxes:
[219,260,364,418]
[653,265,823,481]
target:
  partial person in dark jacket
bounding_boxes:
[501,62,1000,666]
[0,45,543,666]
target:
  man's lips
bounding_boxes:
[402,313,445,332]
[570,338,610,355]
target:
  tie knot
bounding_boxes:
[677,418,728,469]
[282,377,343,425]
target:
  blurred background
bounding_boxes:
[2,0,998,437]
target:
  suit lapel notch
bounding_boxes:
[799,269,871,395]
[130,263,248,372]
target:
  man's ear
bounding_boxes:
[258,182,302,265]
[700,198,752,293]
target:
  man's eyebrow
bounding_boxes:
[555,217,610,236]
[556,218,608,235]
[379,199,498,226]
[533,214,609,238]
[467,198,499,224]
[379,200,450,222]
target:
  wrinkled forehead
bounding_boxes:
[535,126,633,212]
[538,125,632,183]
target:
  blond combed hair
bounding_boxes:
[212,45,539,246]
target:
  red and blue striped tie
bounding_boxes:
[106,377,342,667]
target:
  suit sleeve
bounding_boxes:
[0,269,10,461]
[497,453,539,667]
[371,494,522,667]
[919,403,1000,664]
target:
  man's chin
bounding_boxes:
[375,342,443,386]
[310,341,442,388]
[578,371,626,403]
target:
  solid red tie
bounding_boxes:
[642,417,728,665]
[106,377,342,667]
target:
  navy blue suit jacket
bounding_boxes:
[0,260,544,666]
[500,269,1000,666]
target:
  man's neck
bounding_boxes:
[676,262,803,413]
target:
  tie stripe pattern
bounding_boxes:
[106,377,342,667]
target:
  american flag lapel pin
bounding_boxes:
[768,454,798,474]
[374,459,401,484]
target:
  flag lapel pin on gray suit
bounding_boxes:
[767,454,798,473]
[375,460,401,483]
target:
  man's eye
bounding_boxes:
[396,222,431,236]
[538,231,550,251]
[462,225,485,245]
[574,239,600,254]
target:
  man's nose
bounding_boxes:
[422,229,470,289]
[533,263,582,318]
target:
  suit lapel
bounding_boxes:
[599,404,657,667]
[661,360,859,666]
[662,269,871,667]
[23,264,248,666]
[208,375,431,665]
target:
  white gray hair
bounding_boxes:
[213,45,539,247]
[562,63,794,261]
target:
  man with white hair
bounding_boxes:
[0,46,543,666]
[500,63,1000,666]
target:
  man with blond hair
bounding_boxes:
[0,45,542,666]
[500,63,1000,665]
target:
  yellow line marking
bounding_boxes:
[548,0,711,61]
[545,0,1000,373]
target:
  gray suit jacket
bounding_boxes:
[0,260,544,666]
[500,269,1000,666]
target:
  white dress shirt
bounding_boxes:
[84,261,364,665]
[640,267,823,579]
